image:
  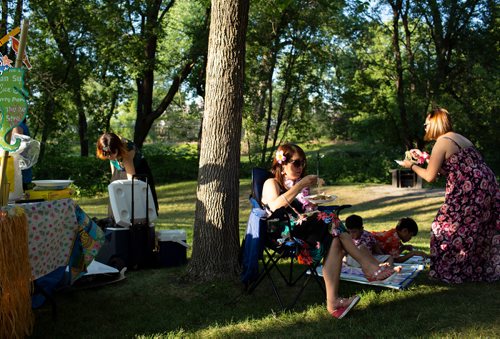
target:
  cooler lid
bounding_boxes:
[108,179,157,227]
[157,230,186,242]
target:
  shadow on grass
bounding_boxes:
[30,263,500,338]
[50,182,498,337]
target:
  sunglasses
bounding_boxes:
[288,159,306,168]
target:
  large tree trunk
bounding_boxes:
[188,0,249,281]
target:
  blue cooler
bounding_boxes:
[157,230,188,267]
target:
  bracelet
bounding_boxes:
[410,164,415,170]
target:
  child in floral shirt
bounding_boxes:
[371,217,427,263]
[344,214,390,267]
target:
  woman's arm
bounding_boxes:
[403,139,447,182]
[262,175,318,212]
[121,148,136,180]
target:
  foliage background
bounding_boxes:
[0,0,496,175]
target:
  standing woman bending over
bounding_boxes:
[402,108,499,283]
[96,132,159,214]
[261,143,395,319]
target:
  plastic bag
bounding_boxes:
[10,133,40,170]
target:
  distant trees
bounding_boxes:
[24,0,208,158]
[332,0,498,164]
[1,0,496,169]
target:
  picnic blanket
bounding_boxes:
[313,256,428,290]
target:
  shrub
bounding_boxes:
[33,156,109,196]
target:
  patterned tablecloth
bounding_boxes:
[17,199,104,281]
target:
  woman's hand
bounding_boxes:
[300,175,323,188]
[402,160,413,169]
[410,148,423,159]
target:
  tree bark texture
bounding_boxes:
[188,0,249,281]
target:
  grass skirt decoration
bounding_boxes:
[0,206,34,338]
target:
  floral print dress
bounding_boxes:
[429,139,500,283]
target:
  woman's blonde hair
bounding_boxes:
[424,107,453,141]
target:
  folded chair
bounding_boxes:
[241,168,351,310]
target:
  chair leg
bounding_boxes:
[260,255,285,310]
[246,246,326,311]
[246,251,286,310]
[287,263,325,310]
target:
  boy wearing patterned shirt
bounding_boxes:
[371,217,427,263]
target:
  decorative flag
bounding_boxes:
[0,26,20,47]
[10,36,32,70]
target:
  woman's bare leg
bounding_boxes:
[323,237,355,312]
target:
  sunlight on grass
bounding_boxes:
[32,181,500,338]
[76,181,443,257]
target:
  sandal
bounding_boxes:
[329,295,360,319]
[365,265,395,282]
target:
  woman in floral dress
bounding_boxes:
[403,108,499,283]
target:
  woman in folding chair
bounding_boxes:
[262,143,395,319]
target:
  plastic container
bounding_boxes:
[95,224,156,270]
[108,179,157,227]
[157,230,188,267]
[25,188,74,201]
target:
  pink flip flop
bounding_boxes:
[329,295,361,319]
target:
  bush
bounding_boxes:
[33,156,109,196]
[33,143,201,196]
[142,143,199,183]
[303,143,402,185]
[33,141,446,196]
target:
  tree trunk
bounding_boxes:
[389,0,411,148]
[132,0,209,148]
[188,0,249,281]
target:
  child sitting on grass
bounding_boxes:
[344,214,392,267]
[370,217,428,263]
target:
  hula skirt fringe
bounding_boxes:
[0,206,34,338]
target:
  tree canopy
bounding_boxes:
[0,0,497,166]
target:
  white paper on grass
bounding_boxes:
[85,260,119,275]
[108,179,157,227]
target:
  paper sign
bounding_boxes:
[0,67,28,151]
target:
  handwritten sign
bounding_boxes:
[0,67,28,151]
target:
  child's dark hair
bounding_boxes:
[345,214,363,230]
[396,217,418,235]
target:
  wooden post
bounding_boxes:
[0,19,29,205]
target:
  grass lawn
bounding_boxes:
[30,180,500,338]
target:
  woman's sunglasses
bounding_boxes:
[288,159,306,168]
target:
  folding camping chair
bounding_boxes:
[241,168,351,310]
